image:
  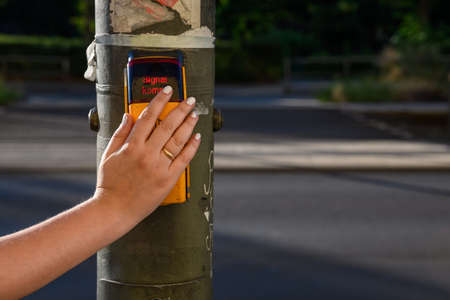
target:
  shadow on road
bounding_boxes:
[23,233,450,300]
[216,108,399,142]
[326,172,450,198]
[214,234,450,300]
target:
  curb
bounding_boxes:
[2,141,450,172]
[340,103,449,116]
[0,167,97,174]
[2,163,450,173]
[215,96,449,115]
[213,165,450,172]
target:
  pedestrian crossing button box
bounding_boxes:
[124,50,190,206]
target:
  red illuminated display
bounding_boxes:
[129,59,181,102]
[141,76,168,96]
[142,86,163,96]
[142,76,168,85]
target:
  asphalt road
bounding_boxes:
[1,171,450,300]
[5,104,396,142]
[9,84,402,144]
[214,107,400,144]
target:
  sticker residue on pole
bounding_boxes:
[172,0,201,28]
[95,27,215,48]
[110,0,201,32]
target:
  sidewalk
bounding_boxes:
[214,140,450,171]
[0,84,449,172]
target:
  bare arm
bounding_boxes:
[0,86,200,299]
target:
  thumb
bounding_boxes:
[102,114,133,159]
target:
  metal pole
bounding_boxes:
[92,1,216,299]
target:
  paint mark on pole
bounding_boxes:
[203,210,210,222]
[203,150,213,195]
[153,0,179,7]
[110,0,201,32]
[133,0,167,20]
[205,234,211,251]
[110,0,175,32]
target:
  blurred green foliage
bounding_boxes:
[0,34,84,49]
[70,0,95,40]
[318,79,393,103]
[0,1,80,36]
[0,34,86,77]
[0,0,89,78]
[319,76,447,103]
[0,0,448,84]
[0,80,21,105]
[216,0,450,82]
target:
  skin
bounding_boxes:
[0,86,200,299]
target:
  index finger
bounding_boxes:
[127,86,173,144]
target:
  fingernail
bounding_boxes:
[191,111,198,118]
[195,133,201,140]
[186,97,196,106]
[121,113,128,125]
[162,85,172,94]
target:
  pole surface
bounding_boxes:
[94,1,215,299]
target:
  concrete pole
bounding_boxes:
[91,1,216,299]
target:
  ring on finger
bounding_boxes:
[162,147,175,161]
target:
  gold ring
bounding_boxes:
[162,147,175,160]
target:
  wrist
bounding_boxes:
[91,188,139,237]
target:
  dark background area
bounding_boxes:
[0,0,449,82]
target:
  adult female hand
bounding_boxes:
[96,85,201,223]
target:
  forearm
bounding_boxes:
[0,194,134,299]
[0,87,199,299]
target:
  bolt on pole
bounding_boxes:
[92,0,216,299]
